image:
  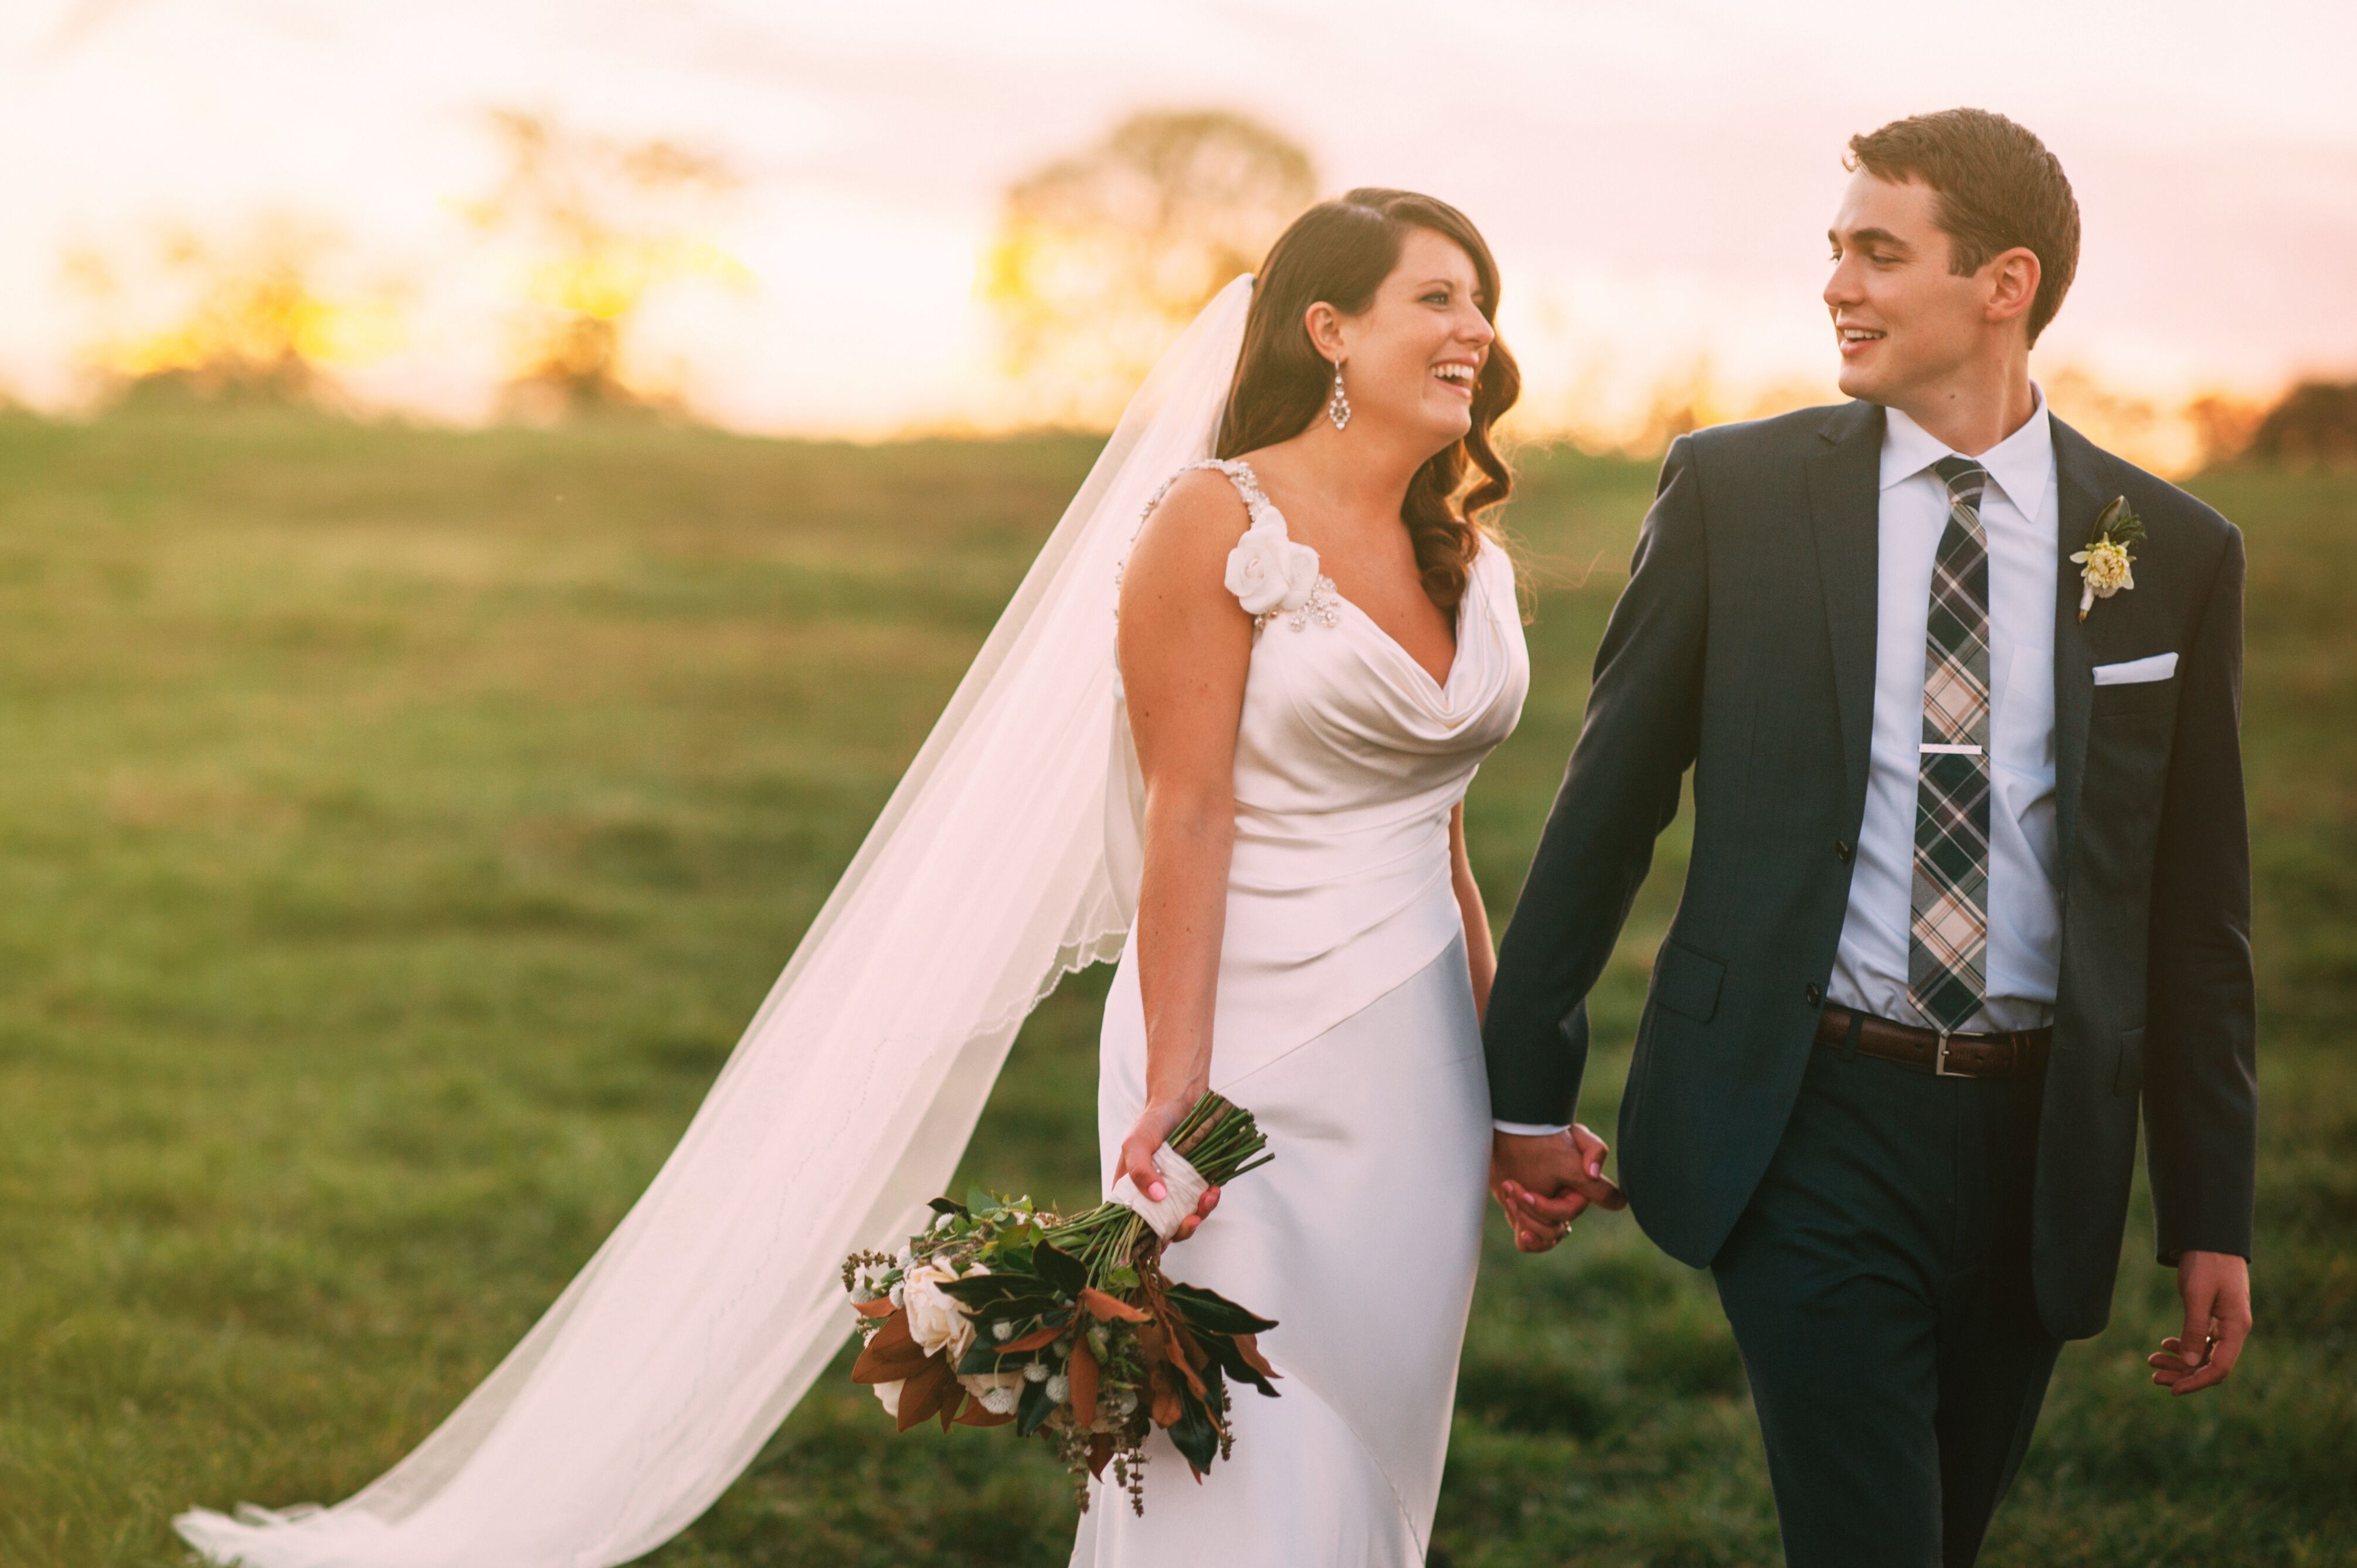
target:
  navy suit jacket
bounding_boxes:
[1482,400,2256,1339]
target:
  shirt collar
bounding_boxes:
[1879,384,2054,523]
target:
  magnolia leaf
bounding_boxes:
[1068,1338,1101,1427]
[850,1312,933,1384]
[1231,1333,1280,1383]
[1081,1287,1152,1323]
[1015,1373,1058,1437]
[895,1356,951,1432]
[1169,1385,1220,1475]
[956,1339,1035,1375]
[937,1276,1057,1310]
[936,1384,966,1432]
[956,1395,1016,1428]
[926,1195,968,1219]
[1086,1432,1116,1478]
[1145,1320,1216,1396]
[1163,1282,1278,1336]
[1032,1241,1088,1297]
[1206,1331,1280,1397]
[1000,1315,1070,1353]
[1148,1362,1184,1428]
[852,1296,894,1319]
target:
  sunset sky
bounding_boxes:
[1,0,2352,448]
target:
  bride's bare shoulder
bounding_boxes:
[1142,465,1251,539]
[1124,467,1251,594]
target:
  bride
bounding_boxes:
[1084,188,1560,1562]
[177,188,1611,1568]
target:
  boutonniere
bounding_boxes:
[2070,496,2145,623]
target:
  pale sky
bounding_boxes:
[2,0,2352,445]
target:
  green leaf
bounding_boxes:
[966,1184,996,1217]
[1033,1242,1088,1297]
[1015,1373,1057,1437]
[1163,1282,1278,1336]
[1101,1264,1140,1293]
[1168,1384,1220,1474]
[926,1196,968,1219]
[936,1276,1057,1310]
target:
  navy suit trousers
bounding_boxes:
[1711,1040,2063,1567]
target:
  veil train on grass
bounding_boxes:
[176,277,1254,1568]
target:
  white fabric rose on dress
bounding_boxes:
[1224,524,1321,616]
[900,1262,979,1362]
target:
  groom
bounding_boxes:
[1482,109,2256,1564]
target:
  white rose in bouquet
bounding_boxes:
[901,1262,979,1360]
[1223,525,1319,616]
[871,1379,904,1418]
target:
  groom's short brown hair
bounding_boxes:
[1846,108,2081,345]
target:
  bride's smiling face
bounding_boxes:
[1308,227,1495,454]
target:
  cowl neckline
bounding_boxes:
[1222,457,1504,719]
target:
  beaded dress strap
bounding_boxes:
[1116,458,1281,618]
[1128,457,1282,542]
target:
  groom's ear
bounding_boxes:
[1982,246,2042,332]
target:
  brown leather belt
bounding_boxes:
[1814,1002,2050,1079]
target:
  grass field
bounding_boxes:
[0,407,2349,1566]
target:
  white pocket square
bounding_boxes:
[2093,652,2177,686]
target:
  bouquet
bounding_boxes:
[841,1092,1278,1513]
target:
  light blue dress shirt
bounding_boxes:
[1495,393,2064,1137]
[1830,391,2061,1034]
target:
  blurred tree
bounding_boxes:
[2241,379,2357,468]
[2183,392,2268,471]
[66,218,403,406]
[464,110,750,417]
[981,110,1317,426]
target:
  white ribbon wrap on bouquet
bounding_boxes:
[175,278,1257,1567]
[1108,1144,1210,1243]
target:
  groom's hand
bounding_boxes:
[1489,1126,1625,1253]
[2148,1250,2252,1396]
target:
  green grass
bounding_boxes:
[0,407,2348,1566]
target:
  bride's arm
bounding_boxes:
[1113,471,1255,1240]
[1449,802,1496,1022]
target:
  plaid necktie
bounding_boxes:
[1909,457,1993,1033]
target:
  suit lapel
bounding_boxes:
[1806,400,1885,812]
[2050,417,2108,879]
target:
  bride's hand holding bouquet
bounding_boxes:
[1116,1089,1224,1244]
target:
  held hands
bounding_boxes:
[1489,1125,1626,1253]
[1118,1096,1222,1244]
[2149,1250,2253,1396]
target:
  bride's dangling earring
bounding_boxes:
[1326,358,1351,431]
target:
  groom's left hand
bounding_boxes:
[2148,1250,2252,1396]
[1490,1126,1625,1252]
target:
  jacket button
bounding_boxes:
[1804,981,1824,1005]
[1834,839,1853,863]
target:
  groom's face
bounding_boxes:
[1823,171,1986,409]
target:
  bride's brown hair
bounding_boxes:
[1216,188,1520,613]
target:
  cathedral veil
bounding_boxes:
[176,277,1255,1567]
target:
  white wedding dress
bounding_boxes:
[1074,459,1528,1566]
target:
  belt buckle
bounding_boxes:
[1934,1030,1964,1077]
